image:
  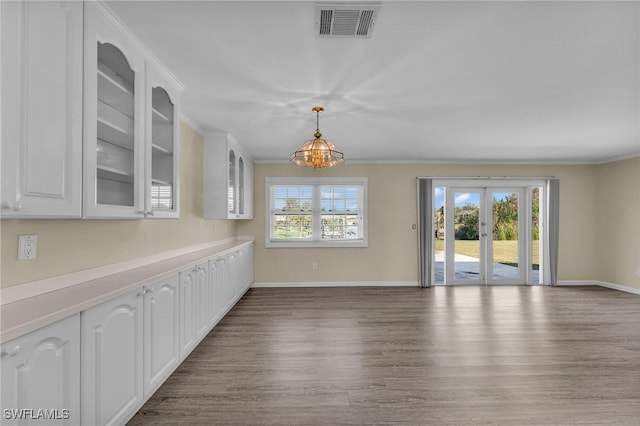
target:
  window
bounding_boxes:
[266,177,367,248]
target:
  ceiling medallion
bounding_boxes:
[289,106,345,169]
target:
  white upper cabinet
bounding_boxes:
[204,132,254,219]
[146,65,180,218]
[83,3,145,218]
[1,0,83,218]
[83,2,181,219]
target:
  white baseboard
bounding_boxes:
[557,280,598,286]
[252,281,419,288]
[252,280,640,295]
[557,280,640,295]
[593,281,640,296]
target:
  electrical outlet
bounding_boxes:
[18,235,37,260]
[636,267,640,277]
[312,262,318,270]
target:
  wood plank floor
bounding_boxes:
[129,286,640,425]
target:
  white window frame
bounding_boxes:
[265,177,368,248]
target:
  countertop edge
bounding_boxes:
[0,238,254,343]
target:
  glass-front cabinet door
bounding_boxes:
[228,149,236,216]
[95,42,138,208]
[146,64,179,218]
[203,133,253,220]
[238,157,245,216]
[84,3,145,218]
[83,2,180,219]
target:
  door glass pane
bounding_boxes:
[434,187,445,284]
[491,191,520,281]
[238,157,244,215]
[531,187,541,283]
[228,149,236,214]
[96,42,135,207]
[454,191,481,281]
[150,86,174,210]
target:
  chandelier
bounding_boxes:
[290,106,345,169]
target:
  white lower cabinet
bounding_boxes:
[3,242,254,426]
[81,290,144,426]
[195,263,210,341]
[178,267,196,358]
[218,253,231,313]
[143,274,180,398]
[228,248,246,302]
[245,243,255,288]
[1,314,80,425]
[208,256,222,326]
[179,262,207,359]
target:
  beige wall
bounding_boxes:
[238,162,601,285]
[595,157,640,289]
[3,126,637,290]
[0,122,236,287]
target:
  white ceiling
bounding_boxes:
[106,0,640,164]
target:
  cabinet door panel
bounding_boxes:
[143,275,180,397]
[203,134,253,220]
[243,159,254,219]
[208,259,220,326]
[228,250,240,301]
[81,291,143,426]
[83,2,145,218]
[196,263,210,340]
[145,64,180,218]
[1,314,80,425]
[1,1,82,218]
[179,269,197,358]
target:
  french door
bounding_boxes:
[434,180,543,285]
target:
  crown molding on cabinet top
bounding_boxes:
[95,1,185,92]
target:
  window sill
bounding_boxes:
[265,239,368,248]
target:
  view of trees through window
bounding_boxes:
[272,185,361,240]
[434,188,540,269]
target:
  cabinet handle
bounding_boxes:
[146,211,154,217]
[1,345,20,357]
[2,202,22,212]
[143,288,153,294]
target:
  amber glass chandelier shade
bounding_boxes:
[290,107,345,169]
[289,137,345,169]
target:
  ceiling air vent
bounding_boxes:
[315,3,380,38]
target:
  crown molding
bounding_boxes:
[93,1,185,92]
